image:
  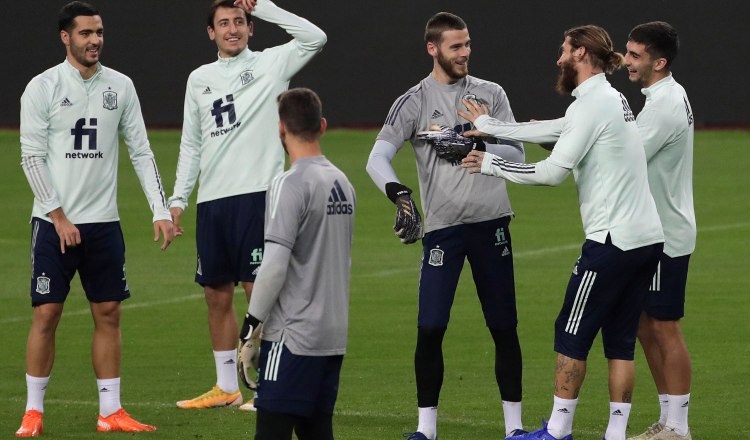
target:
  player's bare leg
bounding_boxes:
[177,283,242,409]
[603,359,635,440]
[543,354,586,439]
[26,303,64,377]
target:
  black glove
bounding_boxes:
[416,125,484,162]
[385,182,423,244]
[238,313,262,390]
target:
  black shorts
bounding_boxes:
[643,253,691,320]
[554,238,662,361]
[29,218,130,306]
[418,217,517,330]
[195,192,265,286]
[254,339,343,418]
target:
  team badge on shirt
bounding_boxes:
[36,275,51,295]
[240,70,254,85]
[428,248,444,266]
[103,89,118,110]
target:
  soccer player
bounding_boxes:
[459,25,665,440]
[236,87,355,440]
[366,12,527,440]
[169,0,326,410]
[15,1,174,436]
[623,22,695,440]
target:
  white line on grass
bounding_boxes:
[0,293,205,325]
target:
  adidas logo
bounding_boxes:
[612,409,623,416]
[327,180,353,215]
[61,97,73,107]
[430,109,444,119]
[223,359,235,365]
[99,387,110,393]
[202,86,212,95]
[681,401,689,408]
[557,408,570,414]
[501,246,510,257]
[252,267,260,276]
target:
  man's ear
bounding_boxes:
[207,26,216,41]
[320,117,327,135]
[60,30,70,47]
[426,42,438,58]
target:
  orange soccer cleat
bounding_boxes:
[15,409,43,437]
[97,408,156,432]
[176,386,242,409]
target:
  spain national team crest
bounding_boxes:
[103,90,118,110]
[240,70,254,85]
[36,275,51,295]
[428,248,444,267]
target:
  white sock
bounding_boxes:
[214,350,239,393]
[25,374,50,413]
[547,396,577,439]
[665,393,690,435]
[604,402,631,440]
[502,400,523,435]
[658,393,669,425]
[417,406,438,439]
[97,378,121,417]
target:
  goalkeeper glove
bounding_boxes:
[238,313,262,390]
[416,125,485,162]
[385,182,423,244]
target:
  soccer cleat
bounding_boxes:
[97,408,156,432]
[238,398,256,412]
[403,432,432,440]
[511,419,573,440]
[652,427,691,440]
[506,428,530,439]
[627,422,665,440]
[15,409,43,437]
[176,385,242,409]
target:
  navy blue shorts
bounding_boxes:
[29,218,130,306]
[254,339,343,418]
[195,192,265,286]
[643,253,691,320]
[418,217,517,330]
[554,238,662,361]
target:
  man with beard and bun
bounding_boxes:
[16,1,173,436]
[169,0,326,411]
[366,12,527,440]
[459,25,664,440]
[624,22,695,440]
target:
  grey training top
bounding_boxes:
[262,156,355,356]
[376,75,523,233]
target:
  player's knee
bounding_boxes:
[32,303,63,332]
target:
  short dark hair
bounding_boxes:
[58,1,99,32]
[207,0,251,28]
[628,21,679,69]
[277,88,323,142]
[564,24,624,74]
[424,12,467,45]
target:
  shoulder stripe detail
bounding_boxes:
[491,156,536,174]
[385,85,421,126]
[269,170,294,219]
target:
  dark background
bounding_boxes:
[3,1,748,128]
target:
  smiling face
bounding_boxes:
[429,28,471,83]
[208,6,252,58]
[61,15,103,76]
[624,40,666,87]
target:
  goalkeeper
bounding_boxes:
[238,88,354,440]
[365,12,529,440]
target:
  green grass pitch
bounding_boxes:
[0,128,747,439]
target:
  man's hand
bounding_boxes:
[458,98,490,124]
[169,207,185,237]
[238,313,262,390]
[48,208,80,254]
[233,0,257,13]
[154,219,175,251]
[385,183,423,244]
[461,150,486,174]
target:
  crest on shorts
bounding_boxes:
[102,90,118,110]
[428,248,444,267]
[240,70,254,85]
[36,275,51,295]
